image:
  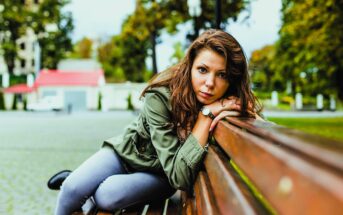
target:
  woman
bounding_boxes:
[54,29,261,214]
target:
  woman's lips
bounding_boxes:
[200,92,213,99]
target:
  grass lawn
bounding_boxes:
[267,117,343,143]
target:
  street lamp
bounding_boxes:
[187,0,202,38]
[215,0,222,29]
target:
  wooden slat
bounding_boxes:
[214,119,343,215]
[181,191,196,215]
[96,212,113,215]
[204,146,268,215]
[193,171,219,215]
[225,117,343,173]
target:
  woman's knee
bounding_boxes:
[59,177,85,200]
[93,186,123,211]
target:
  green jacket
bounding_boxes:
[103,87,207,191]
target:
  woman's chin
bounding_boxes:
[197,96,215,105]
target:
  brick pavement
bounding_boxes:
[0,111,136,214]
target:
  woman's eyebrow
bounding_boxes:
[200,63,209,69]
[199,63,225,72]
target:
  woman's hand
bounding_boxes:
[209,110,240,131]
[205,96,241,116]
[205,96,256,132]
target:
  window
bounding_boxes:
[21,60,26,68]
[34,0,39,4]
[20,43,25,50]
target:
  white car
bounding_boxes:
[27,96,63,111]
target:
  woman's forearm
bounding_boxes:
[191,113,212,147]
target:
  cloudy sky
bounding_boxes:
[64,0,282,71]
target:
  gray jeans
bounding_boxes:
[55,146,175,215]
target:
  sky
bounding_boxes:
[64,0,282,71]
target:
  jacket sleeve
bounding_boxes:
[144,92,207,191]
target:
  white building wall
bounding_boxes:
[4,94,14,110]
[4,83,148,111]
[15,28,37,75]
[101,82,147,110]
[37,86,100,110]
[87,87,100,110]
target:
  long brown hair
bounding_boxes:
[142,29,261,140]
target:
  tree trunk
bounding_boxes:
[194,16,200,38]
[336,67,343,101]
[215,0,222,29]
[5,51,15,76]
[151,31,158,75]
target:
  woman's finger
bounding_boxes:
[209,111,240,131]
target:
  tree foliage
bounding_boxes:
[250,45,283,91]
[0,0,27,74]
[97,35,126,82]
[30,0,73,69]
[98,0,189,82]
[0,0,73,74]
[70,37,93,59]
[187,0,251,41]
[276,0,343,99]
[98,0,251,82]
[122,0,188,76]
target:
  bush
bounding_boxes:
[12,94,17,110]
[0,92,4,110]
[127,93,134,111]
[280,96,294,105]
[98,93,102,111]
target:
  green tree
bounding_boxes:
[97,35,126,82]
[250,45,283,91]
[30,0,74,69]
[98,0,252,82]
[277,0,343,99]
[122,0,188,75]
[187,0,252,41]
[0,0,27,75]
[0,0,73,73]
[72,37,93,59]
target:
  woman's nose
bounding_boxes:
[205,74,215,88]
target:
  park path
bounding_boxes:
[0,111,136,214]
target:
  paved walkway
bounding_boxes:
[0,111,136,214]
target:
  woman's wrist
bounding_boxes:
[200,106,216,120]
[204,103,222,117]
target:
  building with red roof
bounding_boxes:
[2,69,105,111]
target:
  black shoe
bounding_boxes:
[47,170,72,190]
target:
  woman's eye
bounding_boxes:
[198,67,207,73]
[218,72,228,79]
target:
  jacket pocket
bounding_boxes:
[130,132,157,160]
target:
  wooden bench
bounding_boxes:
[77,117,343,214]
[182,117,343,214]
[74,187,182,215]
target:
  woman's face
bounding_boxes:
[191,49,229,105]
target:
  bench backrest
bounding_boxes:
[184,117,343,215]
